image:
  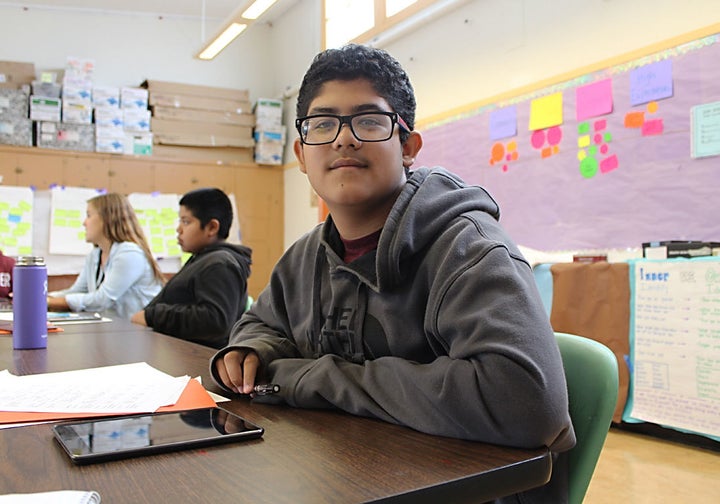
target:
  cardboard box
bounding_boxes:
[124,132,153,156]
[254,98,283,129]
[92,85,120,108]
[141,80,249,102]
[0,88,30,119]
[35,121,95,152]
[253,126,286,165]
[32,81,61,98]
[124,109,151,132]
[151,117,252,141]
[95,136,125,154]
[62,83,92,103]
[94,107,124,136]
[151,144,254,164]
[121,87,149,109]
[30,96,61,122]
[0,117,32,146]
[62,100,93,124]
[148,93,252,114]
[65,56,95,82]
[0,61,35,90]
[151,105,255,127]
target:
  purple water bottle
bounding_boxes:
[12,256,48,350]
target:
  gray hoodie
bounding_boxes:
[212,167,575,500]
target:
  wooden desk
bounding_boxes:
[0,322,551,503]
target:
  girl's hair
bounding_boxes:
[88,193,165,284]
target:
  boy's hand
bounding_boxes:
[215,349,260,395]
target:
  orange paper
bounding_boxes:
[0,377,217,424]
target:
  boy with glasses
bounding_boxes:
[211,44,575,502]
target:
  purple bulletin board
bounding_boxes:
[415,33,720,251]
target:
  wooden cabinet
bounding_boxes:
[0,145,284,298]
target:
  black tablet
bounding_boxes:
[52,407,264,465]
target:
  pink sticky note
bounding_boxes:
[576,79,613,121]
[641,118,664,136]
[600,154,619,173]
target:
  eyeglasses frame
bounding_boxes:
[295,111,411,145]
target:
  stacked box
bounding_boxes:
[254,98,283,129]
[35,121,95,152]
[142,80,254,153]
[93,85,122,153]
[61,71,92,125]
[150,117,253,148]
[124,132,153,156]
[30,96,61,122]
[92,86,120,108]
[253,126,286,165]
[124,109,151,132]
[253,98,285,165]
[0,88,32,146]
[121,87,148,110]
[0,88,30,117]
[31,81,61,98]
[0,61,35,90]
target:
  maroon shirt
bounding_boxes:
[0,251,15,298]
[341,229,382,263]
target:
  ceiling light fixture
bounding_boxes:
[195,0,278,61]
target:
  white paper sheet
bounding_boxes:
[0,362,189,414]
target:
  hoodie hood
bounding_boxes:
[194,242,252,280]
[377,166,500,289]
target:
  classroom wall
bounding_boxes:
[2,1,719,254]
[0,5,275,101]
[273,0,720,250]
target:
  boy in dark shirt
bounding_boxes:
[132,188,251,349]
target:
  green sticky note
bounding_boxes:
[578,122,590,134]
[18,246,32,255]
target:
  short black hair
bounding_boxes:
[296,44,416,144]
[179,188,233,240]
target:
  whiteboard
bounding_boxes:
[625,257,720,440]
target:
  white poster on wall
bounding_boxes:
[626,258,720,439]
[0,185,34,258]
[48,186,102,256]
[128,192,181,258]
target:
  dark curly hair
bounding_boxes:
[296,44,416,144]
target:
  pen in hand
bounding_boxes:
[252,383,280,396]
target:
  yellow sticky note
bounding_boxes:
[529,92,563,131]
[577,135,590,148]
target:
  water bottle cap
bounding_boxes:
[16,256,46,266]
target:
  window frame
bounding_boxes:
[321,0,440,49]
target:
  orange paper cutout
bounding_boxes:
[0,377,217,424]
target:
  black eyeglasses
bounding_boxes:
[295,111,411,145]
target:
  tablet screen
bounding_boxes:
[53,407,263,464]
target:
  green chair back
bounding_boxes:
[555,332,618,504]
